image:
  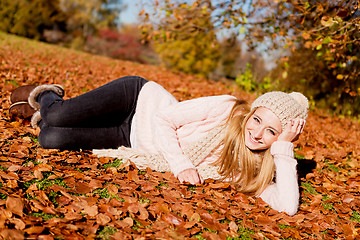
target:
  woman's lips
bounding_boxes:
[249,132,261,144]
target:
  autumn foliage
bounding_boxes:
[1,32,360,239]
[141,0,360,116]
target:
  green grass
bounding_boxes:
[92,188,121,201]
[102,158,123,169]
[97,226,117,240]
[30,212,60,221]
[24,176,69,191]
[93,188,111,199]
[155,181,168,189]
[294,151,306,160]
[301,181,319,195]
[20,133,39,144]
[0,165,7,171]
[322,203,334,210]
[278,224,293,229]
[350,211,360,222]
[0,192,7,200]
[139,197,152,204]
[324,160,340,173]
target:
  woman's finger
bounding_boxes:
[178,169,201,184]
[297,119,306,133]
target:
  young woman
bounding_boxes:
[9,75,308,216]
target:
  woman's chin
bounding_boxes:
[245,142,267,151]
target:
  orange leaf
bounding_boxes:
[6,197,23,217]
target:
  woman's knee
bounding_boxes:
[40,110,62,127]
[38,126,68,149]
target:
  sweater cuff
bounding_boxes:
[270,141,294,158]
[169,158,196,177]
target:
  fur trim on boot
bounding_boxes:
[31,111,42,128]
[28,84,64,111]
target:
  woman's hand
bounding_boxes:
[277,118,306,142]
[177,168,204,185]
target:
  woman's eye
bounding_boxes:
[253,117,260,123]
[267,129,276,135]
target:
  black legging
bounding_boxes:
[38,76,148,150]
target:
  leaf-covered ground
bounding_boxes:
[1,32,360,240]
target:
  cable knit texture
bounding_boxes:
[93,125,224,180]
[251,91,308,129]
[93,81,300,215]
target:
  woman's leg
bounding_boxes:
[39,76,148,128]
[38,123,130,149]
[37,76,148,149]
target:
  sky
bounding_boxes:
[118,0,142,24]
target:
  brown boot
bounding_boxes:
[9,84,65,128]
[9,85,37,119]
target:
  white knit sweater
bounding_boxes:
[93,81,300,215]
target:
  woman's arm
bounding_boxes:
[258,141,299,216]
[258,119,305,215]
[153,95,236,183]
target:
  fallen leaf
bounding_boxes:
[96,213,111,225]
[9,218,26,230]
[0,229,24,240]
[229,221,239,232]
[6,197,23,216]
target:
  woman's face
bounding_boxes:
[244,107,282,151]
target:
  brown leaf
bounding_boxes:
[162,212,184,226]
[6,197,23,216]
[209,182,230,189]
[5,179,18,188]
[64,212,83,221]
[37,235,55,240]
[7,164,21,172]
[138,204,149,220]
[33,163,52,172]
[122,217,134,227]
[127,170,139,182]
[183,220,197,229]
[0,171,19,180]
[115,217,133,228]
[106,184,118,195]
[74,181,92,194]
[342,223,355,235]
[9,218,26,230]
[96,213,111,225]
[83,205,98,217]
[229,221,239,232]
[111,231,131,239]
[24,226,45,234]
[88,179,103,190]
[0,229,24,240]
[190,212,200,222]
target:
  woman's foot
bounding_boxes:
[9,84,64,128]
[9,85,37,119]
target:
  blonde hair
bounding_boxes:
[216,99,275,196]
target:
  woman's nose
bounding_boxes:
[253,127,264,139]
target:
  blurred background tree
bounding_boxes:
[0,0,66,39]
[142,0,221,77]
[0,0,155,64]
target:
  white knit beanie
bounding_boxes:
[251,91,309,129]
